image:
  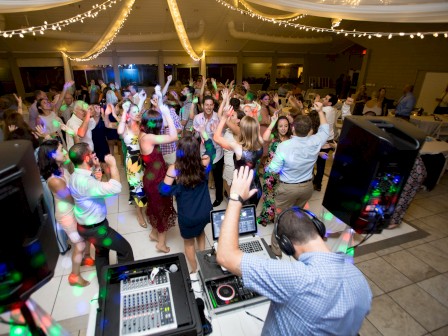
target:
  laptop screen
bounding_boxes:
[210,205,257,240]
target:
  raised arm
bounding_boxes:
[141,104,177,145]
[213,109,235,151]
[262,113,278,142]
[341,97,353,119]
[137,90,147,112]
[77,105,91,138]
[314,101,327,126]
[117,102,130,136]
[13,93,23,114]
[55,81,74,112]
[162,75,172,97]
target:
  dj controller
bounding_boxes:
[95,254,202,336]
[196,238,276,315]
[204,275,264,313]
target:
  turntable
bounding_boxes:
[196,242,276,315]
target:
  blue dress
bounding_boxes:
[158,139,215,239]
[234,148,263,207]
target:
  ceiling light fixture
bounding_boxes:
[167,0,204,61]
[214,0,448,39]
[0,0,120,38]
[61,0,135,62]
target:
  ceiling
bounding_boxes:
[0,0,447,57]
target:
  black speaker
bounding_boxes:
[0,140,59,312]
[323,117,426,234]
[274,207,326,256]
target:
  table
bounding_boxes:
[410,115,448,136]
[420,139,448,187]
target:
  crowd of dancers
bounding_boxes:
[1,75,423,285]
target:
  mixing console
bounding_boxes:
[119,272,176,335]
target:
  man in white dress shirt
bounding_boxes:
[69,143,134,283]
[193,95,224,206]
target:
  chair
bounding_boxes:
[434,121,448,140]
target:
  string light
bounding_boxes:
[214,0,448,39]
[238,0,305,21]
[0,0,120,38]
[61,0,135,62]
[167,0,204,61]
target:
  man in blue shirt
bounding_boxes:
[267,101,329,256]
[394,84,416,120]
[217,166,372,336]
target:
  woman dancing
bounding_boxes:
[38,139,93,286]
[139,94,178,253]
[258,115,292,226]
[115,101,148,228]
[159,126,215,272]
[214,108,263,206]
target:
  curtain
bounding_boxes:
[246,0,448,23]
[0,0,82,13]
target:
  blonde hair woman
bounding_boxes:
[214,109,263,206]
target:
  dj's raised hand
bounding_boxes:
[230,166,258,202]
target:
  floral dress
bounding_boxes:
[258,139,281,226]
[123,132,147,207]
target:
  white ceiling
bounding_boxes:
[0,0,447,56]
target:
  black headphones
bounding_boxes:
[274,207,326,256]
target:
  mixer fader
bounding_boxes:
[120,272,177,335]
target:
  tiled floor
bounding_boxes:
[1,162,447,336]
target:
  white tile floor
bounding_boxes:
[0,167,434,335]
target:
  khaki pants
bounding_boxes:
[271,180,314,257]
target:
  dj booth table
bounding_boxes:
[86,244,274,336]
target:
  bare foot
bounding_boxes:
[156,244,170,253]
[68,273,90,287]
[149,231,158,242]
[385,223,399,230]
[137,215,147,228]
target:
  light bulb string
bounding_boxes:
[215,0,448,38]
[61,0,135,62]
[238,0,305,21]
[0,0,121,38]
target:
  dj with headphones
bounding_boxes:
[216,166,372,336]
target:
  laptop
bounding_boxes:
[210,205,272,259]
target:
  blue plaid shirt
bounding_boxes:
[241,252,372,336]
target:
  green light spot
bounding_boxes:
[12,271,22,282]
[58,202,69,212]
[371,189,381,197]
[31,254,46,268]
[323,212,333,221]
[49,325,63,336]
[72,286,84,297]
[98,227,107,235]
[103,237,112,247]
[363,195,370,203]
